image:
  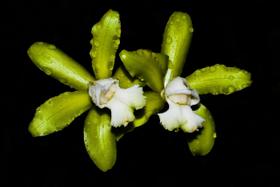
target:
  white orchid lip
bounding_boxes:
[88,78,146,127]
[158,77,204,133]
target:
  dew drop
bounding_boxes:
[90,51,97,58]
[120,53,127,60]
[47,44,56,50]
[228,86,235,93]
[112,35,119,40]
[44,69,52,75]
[189,27,194,33]
[213,133,217,138]
[93,41,99,47]
[228,75,235,80]
[209,66,216,72]
[47,100,53,105]
[166,36,172,44]
[60,79,66,84]
[241,83,249,88]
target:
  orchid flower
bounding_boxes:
[120,11,252,156]
[27,10,146,172]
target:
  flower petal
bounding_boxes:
[186,64,252,95]
[114,85,145,110]
[161,12,193,86]
[158,100,204,133]
[106,98,135,127]
[113,66,145,88]
[28,42,95,90]
[90,10,121,79]
[119,49,167,92]
[88,78,146,127]
[84,107,117,172]
[187,104,216,156]
[29,91,92,137]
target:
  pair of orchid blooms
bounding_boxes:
[28,10,251,171]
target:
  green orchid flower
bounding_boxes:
[27,10,150,172]
[120,11,252,156]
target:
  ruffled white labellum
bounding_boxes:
[88,78,145,127]
[158,77,205,133]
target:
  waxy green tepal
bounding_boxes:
[27,9,251,172]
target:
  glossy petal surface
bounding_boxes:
[29,91,92,136]
[28,42,95,90]
[113,66,145,88]
[120,49,166,92]
[90,10,121,79]
[161,12,193,86]
[186,64,252,95]
[84,108,117,172]
[187,104,216,156]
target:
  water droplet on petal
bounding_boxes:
[44,69,52,75]
[213,133,217,138]
[189,27,194,33]
[47,44,56,50]
[209,66,216,72]
[228,86,235,93]
[60,79,66,84]
[228,75,235,80]
[166,36,172,44]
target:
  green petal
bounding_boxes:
[90,9,121,79]
[119,49,167,92]
[186,64,252,95]
[187,104,216,156]
[161,11,193,86]
[28,42,95,91]
[113,66,145,88]
[29,91,92,137]
[133,91,165,127]
[84,108,117,172]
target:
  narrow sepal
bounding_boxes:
[28,42,95,90]
[84,107,117,172]
[120,49,166,92]
[187,104,216,156]
[186,64,252,95]
[161,11,193,85]
[29,91,92,136]
[90,10,121,79]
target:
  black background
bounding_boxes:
[3,0,280,186]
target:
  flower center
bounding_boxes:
[99,84,117,105]
[164,77,200,106]
[88,78,119,108]
[168,94,192,105]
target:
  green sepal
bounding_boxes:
[161,11,193,86]
[186,64,252,95]
[113,66,145,88]
[28,42,95,91]
[114,91,165,141]
[84,107,117,172]
[187,104,216,156]
[90,9,121,79]
[119,49,167,92]
[29,91,92,137]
